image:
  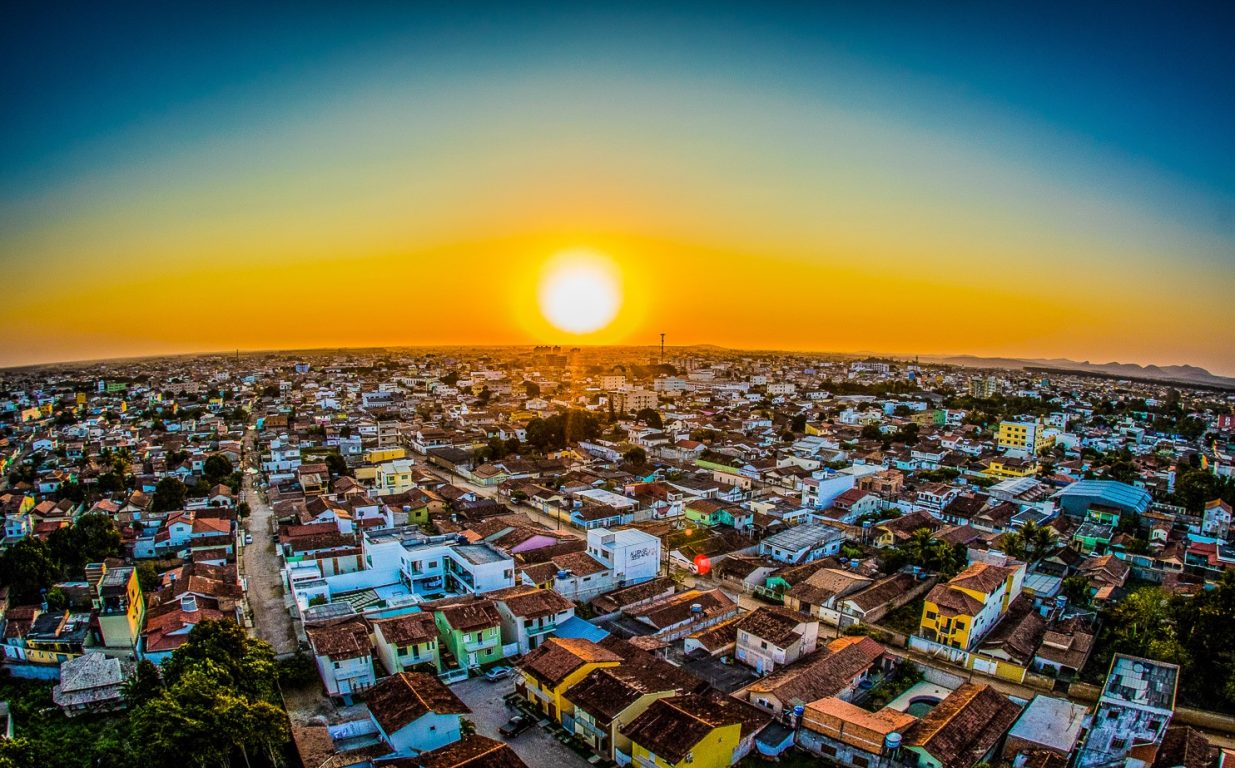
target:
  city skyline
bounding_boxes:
[3,3,1234,372]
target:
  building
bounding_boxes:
[738,636,889,717]
[51,652,131,717]
[306,617,377,699]
[797,696,917,768]
[734,606,820,674]
[372,611,441,674]
[1003,694,1089,762]
[919,562,1024,651]
[1052,480,1151,520]
[759,523,845,564]
[998,419,1052,454]
[87,562,145,651]
[488,584,575,655]
[969,376,998,399]
[902,683,1022,768]
[430,597,505,671]
[585,527,661,586]
[515,637,622,727]
[1077,655,1179,768]
[364,671,470,756]
[622,691,771,768]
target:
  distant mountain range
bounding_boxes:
[921,355,1235,388]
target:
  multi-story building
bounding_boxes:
[919,562,1025,650]
[998,418,1052,454]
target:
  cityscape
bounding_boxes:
[2,4,1235,768]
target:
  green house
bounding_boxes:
[433,599,505,670]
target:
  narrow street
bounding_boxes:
[241,426,297,655]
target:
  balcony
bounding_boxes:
[461,637,498,654]
[526,622,557,636]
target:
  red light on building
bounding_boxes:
[693,554,711,575]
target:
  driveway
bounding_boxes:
[451,676,592,768]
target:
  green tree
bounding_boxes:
[636,408,663,429]
[624,446,648,467]
[790,413,807,432]
[0,537,60,602]
[136,560,161,593]
[152,477,187,512]
[203,455,233,484]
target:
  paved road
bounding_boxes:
[242,427,297,655]
[451,676,590,768]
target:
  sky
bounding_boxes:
[2,2,1233,373]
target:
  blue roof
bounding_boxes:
[553,615,610,643]
[1052,480,1151,513]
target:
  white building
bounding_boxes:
[585,527,661,587]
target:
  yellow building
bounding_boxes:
[997,419,1052,454]
[90,563,145,650]
[364,447,407,464]
[516,638,621,723]
[985,457,1038,479]
[919,562,1023,651]
[624,692,768,768]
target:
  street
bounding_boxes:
[241,427,297,655]
[451,676,591,768]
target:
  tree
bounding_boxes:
[636,408,663,429]
[124,659,165,708]
[203,454,233,484]
[137,560,161,593]
[790,413,807,433]
[236,501,251,519]
[523,380,540,397]
[323,452,350,478]
[0,537,60,602]
[44,586,68,611]
[624,446,648,467]
[860,424,884,440]
[152,477,187,512]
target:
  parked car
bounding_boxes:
[499,714,532,738]
[484,665,513,682]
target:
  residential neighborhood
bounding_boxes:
[2,348,1235,768]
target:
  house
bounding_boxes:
[429,597,504,671]
[1003,695,1089,763]
[373,611,442,674]
[365,671,470,756]
[515,637,622,727]
[798,696,918,768]
[305,617,376,699]
[87,562,145,651]
[919,562,1024,651]
[734,605,820,674]
[381,734,528,768]
[829,488,883,523]
[872,511,941,548]
[758,523,845,564]
[783,568,873,627]
[903,683,1022,768]
[738,636,890,717]
[51,652,131,717]
[488,584,576,655]
[565,637,706,762]
[622,691,771,768]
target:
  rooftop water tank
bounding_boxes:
[690,603,703,614]
[885,732,902,751]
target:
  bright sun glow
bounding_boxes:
[537,251,622,334]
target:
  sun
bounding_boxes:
[537,250,622,334]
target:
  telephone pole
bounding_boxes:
[659,333,665,362]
